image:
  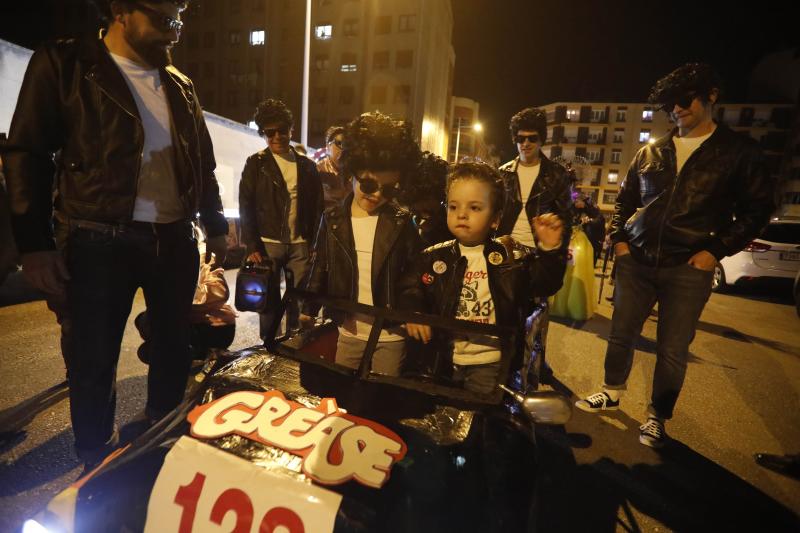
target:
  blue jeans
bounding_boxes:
[65,220,198,452]
[603,254,713,419]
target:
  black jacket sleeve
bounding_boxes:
[5,45,64,253]
[706,142,776,260]
[527,248,567,297]
[609,152,643,245]
[238,155,265,256]
[195,89,228,238]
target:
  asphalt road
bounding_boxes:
[0,266,798,532]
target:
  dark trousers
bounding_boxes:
[64,221,198,451]
[258,242,310,341]
[603,254,713,419]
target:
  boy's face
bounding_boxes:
[446,178,499,246]
[353,169,401,214]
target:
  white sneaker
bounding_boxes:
[639,417,666,448]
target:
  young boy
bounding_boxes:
[303,112,422,376]
[401,162,566,394]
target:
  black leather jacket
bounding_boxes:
[610,124,776,267]
[239,147,323,254]
[305,196,422,316]
[398,236,565,366]
[497,155,573,251]
[4,38,227,254]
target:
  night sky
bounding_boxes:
[453,0,798,160]
[1,0,797,160]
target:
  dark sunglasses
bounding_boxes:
[328,139,343,148]
[658,92,698,112]
[514,134,540,144]
[132,2,184,32]
[262,126,290,138]
[356,176,400,199]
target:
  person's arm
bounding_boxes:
[5,45,70,295]
[299,214,329,319]
[705,143,777,261]
[192,85,228,265]
[397,251,432,343]
[609,153,643,255]
[5,45,64,254]
[238,156,266,262]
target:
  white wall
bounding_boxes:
[0,38,33,135]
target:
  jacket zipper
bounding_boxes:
[329,229,356,300]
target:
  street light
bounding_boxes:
[453,117,483,163]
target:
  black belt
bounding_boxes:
[56,213,193,237]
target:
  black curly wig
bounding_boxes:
[253,98,293,135]
[648,63,723,109]
[399,151,449,206]
[509,107,547,143]
[446,161,506,216]
[340,111,421,185]
[91,0,188,24]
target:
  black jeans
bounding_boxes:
[64,220,198,452]
[603,254,713,419]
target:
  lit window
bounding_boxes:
[340,64,357,72]
[607,170,619,184]
[340,52,357,72]
[566,109,579,121]
[639,130,651,143]
[249,30,265,46]
[642,108,653,121]
[315,24,333,40]
[398,14,416,32]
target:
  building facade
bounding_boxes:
[172,0,455,154]
[539,101,797,216]
[448,96,490,163]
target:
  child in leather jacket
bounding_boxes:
[401,161,566,393]
[302,112,422,376]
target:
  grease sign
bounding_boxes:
[187,390,407,489]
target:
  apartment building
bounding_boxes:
[172,0,455,154]
[539,101,797,215]
[448,96,490,163]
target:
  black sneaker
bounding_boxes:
[575,391,620,413]
[639,417,666,448]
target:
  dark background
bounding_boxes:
[1,0,797,159]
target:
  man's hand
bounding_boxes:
[614,242,630,257]
[205,235,227,267]
[688,250,717,271]
[21,251,70,295]
[406,323,432,344]
[299,313,315,330]
[532,213,564,250]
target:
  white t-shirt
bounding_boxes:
[510,162,541,247]
[263,151,306,244]
[339,215,404,342]
[674,127,714,174]
[452,244,501,365]
[110,53,183,224]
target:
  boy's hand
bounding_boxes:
[406,323,432,344]
[533,213,564,249]
[299,314,315,330]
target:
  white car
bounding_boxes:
[713,219,800,292]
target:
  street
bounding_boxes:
[0,265,798,532]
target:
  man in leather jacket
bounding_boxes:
[4,0,228,466]
[576,64,776,448]
[239,99,323,340]
[498,107,573,253]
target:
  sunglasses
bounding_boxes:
[356,176,400,199]
[658,92,698,112]
[132,2,184,32]
[514,134,540,145]
[328,139,343,148]
[262,126,290,138]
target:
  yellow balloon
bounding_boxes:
[549,228,596,320]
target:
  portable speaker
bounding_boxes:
[235,261,274,313]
